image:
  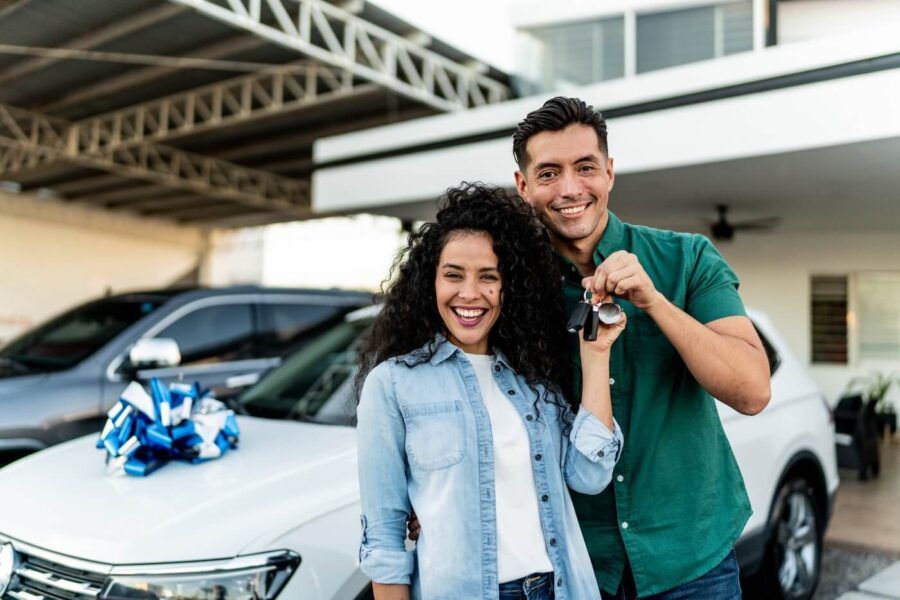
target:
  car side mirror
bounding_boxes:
[124,338,182,373]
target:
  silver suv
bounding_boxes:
[0,286,370,459]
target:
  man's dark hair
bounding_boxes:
[512,96,608,168]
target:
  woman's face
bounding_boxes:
[435,232,502,355]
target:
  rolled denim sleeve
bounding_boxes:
[356,361,415,584]
[564,406,624,494]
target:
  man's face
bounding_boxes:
[514,124,615,243]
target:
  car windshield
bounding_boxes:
[238,312,371,426]
[0,295,169,373]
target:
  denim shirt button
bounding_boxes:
[493,364,501,372]
[534,453,542,461]
[597,450,605,458]
[526,414,534,421]
[557,578,563,587]
[507,389,516,395]
[549,538,557,546]
[541,494,549,502]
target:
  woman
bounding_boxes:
[356,183,625,600]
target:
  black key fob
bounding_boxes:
[584,305,600,341]
[567,302,592,333]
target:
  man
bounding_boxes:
[511,97,771,599]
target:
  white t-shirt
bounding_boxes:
[465,353,554,583]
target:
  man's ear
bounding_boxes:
[514,170,529,202]
[606,157,616,193]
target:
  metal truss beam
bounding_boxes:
[0,140,58,176]
[169,0,509,111]
[0,103,310,218]
[73,62,379,151]
[36,34,268,114]
[0,4,188,86]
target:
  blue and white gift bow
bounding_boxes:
[96,378,240,477]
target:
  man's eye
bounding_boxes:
[579,165,598,173]
[538,171,555,180]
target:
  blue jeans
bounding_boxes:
[499,572,556,600]
[603,550,741,600]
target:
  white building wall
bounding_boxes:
[778,0,900,45]
[719,230,900,405]
[0,191,205,345]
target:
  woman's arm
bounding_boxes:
[373,583,411,600]
[357,362,415,589]
[562,309,626,494]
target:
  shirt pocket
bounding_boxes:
[403,400,465,471]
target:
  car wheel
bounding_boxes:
[751,477,822,600]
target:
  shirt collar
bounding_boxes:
[422,334,512,370]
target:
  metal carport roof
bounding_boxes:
[0,0,511,228]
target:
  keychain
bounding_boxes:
[567,289,624,339]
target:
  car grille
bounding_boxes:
[3,544,108,600]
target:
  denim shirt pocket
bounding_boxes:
[403,400,465,471]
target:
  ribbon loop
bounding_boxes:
[97,378,240,476]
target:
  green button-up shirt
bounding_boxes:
[562,211,752,597]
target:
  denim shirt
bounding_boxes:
[357,337,624,600]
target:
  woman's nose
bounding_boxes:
[457,277,480,299]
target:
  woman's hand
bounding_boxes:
[579,295,627,361]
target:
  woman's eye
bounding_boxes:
[444,272,462,279]
[481,274,499,282]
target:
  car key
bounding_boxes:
[584,304,600,341]
[567,298,592,333]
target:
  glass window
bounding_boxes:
[722,1,753,55]
[636,1,754,74]
[156,304,256,366]
[855,272,900,361]
[517,17,624,94]
[256,303,348,357]
[811,275,848,364]
[637,6,716,73]
[0,296,168,372]
[240,318,370,426]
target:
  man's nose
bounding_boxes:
[560,170,583,198]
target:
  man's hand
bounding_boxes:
[407,512,420,541]
[582,250,662,311]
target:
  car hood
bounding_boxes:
[0,416,359,564]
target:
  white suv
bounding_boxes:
[0,308,837,600]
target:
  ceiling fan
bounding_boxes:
[704,204,779,241]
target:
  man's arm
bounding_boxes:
[584,250,771,415]
[645,297,770,415]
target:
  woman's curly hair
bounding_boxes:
[356,182,575,412]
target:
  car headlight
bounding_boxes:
[100,550,300,600]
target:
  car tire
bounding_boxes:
[747,476,823,600]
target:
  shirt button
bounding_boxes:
[549,538,557,546]
[493,365,501,372]
[609,377,615,385]
[622,521,629,529]
[616,475,624,483]
[507,390,516,396]
[541,494,549,502]
[535,453,542,461]
[526,415,534,421]
[597,450,605,458]
[557,578,563,587]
